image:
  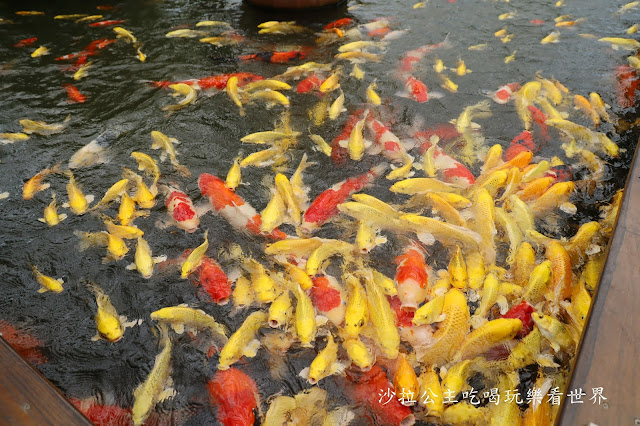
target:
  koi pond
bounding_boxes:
[1,0,639,424]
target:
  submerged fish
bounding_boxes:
[20,115,71,136]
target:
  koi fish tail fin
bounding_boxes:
[75,230,108,251]
[370,163,388,177]
[439,33,452,50]
[173,162,192,178]
[49,163,64,175]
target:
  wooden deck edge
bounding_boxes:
[0,337,90,426]
[558,136,640,425]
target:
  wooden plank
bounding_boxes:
[560,139,640,426]
[0,338,90,426]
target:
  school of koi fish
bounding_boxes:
[1,0,640,425]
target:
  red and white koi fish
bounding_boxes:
[301,164,386,232]
[366,117,408,163]
[199,173,287,239]
[88,19,125,27]
[85,38,117,54]
[414,132,475,187]
[310,275,346,326]
[545,164,574,183]
[164,188,199,233]
[56,39,116,65]
[489,82,521,104]
[388,296,415,328]
[397,75,442,103]
[56,51,89,61]
[397,35,451,74]
[413,123,462,147]
[394,242,430,310]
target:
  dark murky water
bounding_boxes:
[0,0,639,424]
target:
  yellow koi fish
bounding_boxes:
[232,276,255,309]
[131,152,161,187]
[132,325,173,426]
[73,62,92,80]
[165,29,207,38]
[20,115,70,136]
[453,318,522,361]
[38,193,67,226]
[113,26,137,43]
[532,313,574,353]
[419,367,443,416]
[181,230,209,278]
[598,37,640,50]
[348,110,369,161]
[150,131,191,177]
[343,338,375,370]
[218,311,266,370]
[32,265,64,293]
[63,172,94,215]
[126,237,166,279]
[344,275,368,338]
[295,285,317,347]
[366,81,382,105]
[300,334,344,384]
[30,46,49,57]
[88,283,125,342]
[363,271,400,359]
[268,290,293,328]
[162,83,197,112]
[419,289,469,365]
[23,164,62,200]
[150,306,227,341]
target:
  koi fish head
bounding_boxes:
[502,301,535,338]
[546,164,574,182]
[198,173,244,211]
[166,191,199,232]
